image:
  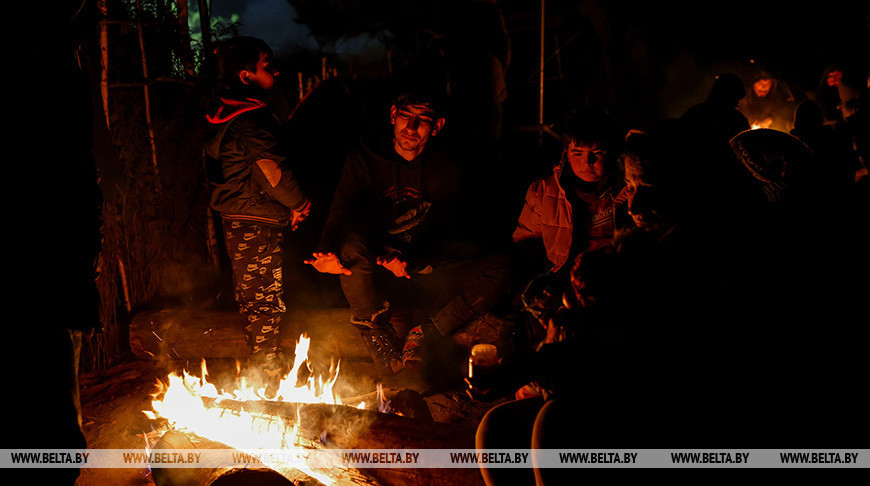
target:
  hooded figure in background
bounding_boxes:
[738,70,797,132]
[790,100,859,192]
[809,65,846,126]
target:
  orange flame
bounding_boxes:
[144,334,349,484]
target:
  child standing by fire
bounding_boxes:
[205,37,311,396]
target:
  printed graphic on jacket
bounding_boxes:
[589,201,615,241]
[384,185,430,246]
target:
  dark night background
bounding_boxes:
[218,0,869,117]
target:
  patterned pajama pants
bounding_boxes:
[222,219,285,363]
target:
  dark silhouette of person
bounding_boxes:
[837,66,869,181]
[14,1,105,483]
[790,99,858,193]
[729,127,869,447]
[680,73,751,145]
[808,64,846,126]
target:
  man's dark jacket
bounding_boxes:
[317,135,469,272]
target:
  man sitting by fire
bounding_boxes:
[305,86,512,377]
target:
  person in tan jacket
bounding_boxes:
[513,112,625,277]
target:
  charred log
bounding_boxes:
[151,429,384,486]
[150,430,302,486]
[181,400,483,485]
[295,404,483,486]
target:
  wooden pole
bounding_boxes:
[134,0,159,171]
[538,0,545,143]
[97,0,110,129]
[117,257,132,314]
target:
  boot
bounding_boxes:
[352,303,403,373]
[402,316,442,369]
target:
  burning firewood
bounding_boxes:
[149,400,481,486]
[143,333,484,485]
[188,399,468,451]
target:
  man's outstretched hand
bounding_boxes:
[304,252,352,275]
[377,256,410,279]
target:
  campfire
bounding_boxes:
[143,334,377,485]
[138,333,479,486]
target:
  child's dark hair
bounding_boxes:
[562,111,623,153]
[561,111,623,177]
[214,36,272,93]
